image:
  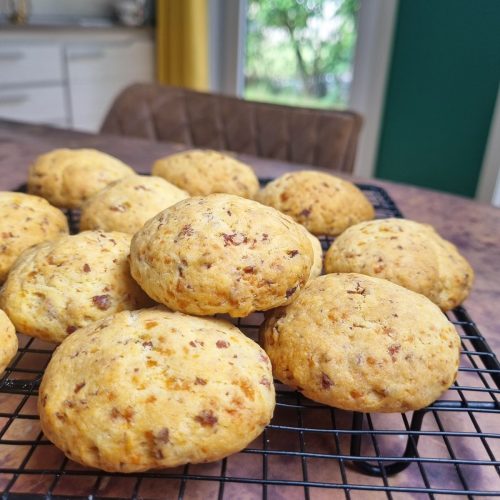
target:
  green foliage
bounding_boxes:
[244,0,359,108]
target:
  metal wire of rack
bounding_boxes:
[0,183,499,499]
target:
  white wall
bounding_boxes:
[476,86,500,207]
[349,0,398,179]
[208,0,246,95]
[492,171,500,207]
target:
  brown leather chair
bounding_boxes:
[101,83,362,173]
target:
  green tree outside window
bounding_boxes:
[245,0,359,109]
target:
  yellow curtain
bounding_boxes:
[155,0,209,91]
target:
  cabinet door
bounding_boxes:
[0,45,63,86]
[66,39,153,132]
[69,80,140,132]
[0,86,67,125]
[66,40,153,83]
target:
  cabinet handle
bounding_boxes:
[0,52,24,61]
[68,50,105,61]
[0,94,28,106]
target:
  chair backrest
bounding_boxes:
[101,83,362,173]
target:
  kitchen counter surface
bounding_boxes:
[0,120,499,498]
[0,18,152,30]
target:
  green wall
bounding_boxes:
[375,0,500,197]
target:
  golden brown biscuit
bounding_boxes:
[427,235,475,311]
[0,192,68,283]
[256,171,374,235]
[130,194,313,317]
[324,218,474,310]
[262,273,461,413]
[0,231,151,343]
[28,148,135,208]
[38,307,275,472]
[152,149,259,199]
[0,309,17,375]
[80,175,189,234]
[303,228,323,280]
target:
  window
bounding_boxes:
[211,0,397,178]
[244,0,359,109]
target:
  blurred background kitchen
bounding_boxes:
[1,0,499,206]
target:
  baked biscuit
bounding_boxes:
[0,192,68,283]
[0,310,17,375]
[256,171,374,235]
[28,149,135,208]
[303,229,323,280]
[130,194,313,317]
[152,149,259,199]
[80,175,189,234]
[0,231,150,343]
[324,218,474,310]
[38,307,275,472]
[261,273,460,413]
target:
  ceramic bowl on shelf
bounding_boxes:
[113,0,147,27]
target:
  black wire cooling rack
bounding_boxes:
[1,183,499,499]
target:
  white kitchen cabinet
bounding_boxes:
[0,85,67,124]
[0,28,154,132]
[69,80,132,132]
[66,40,153,83]
[66,38,154,131]
[0,44,63,86]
